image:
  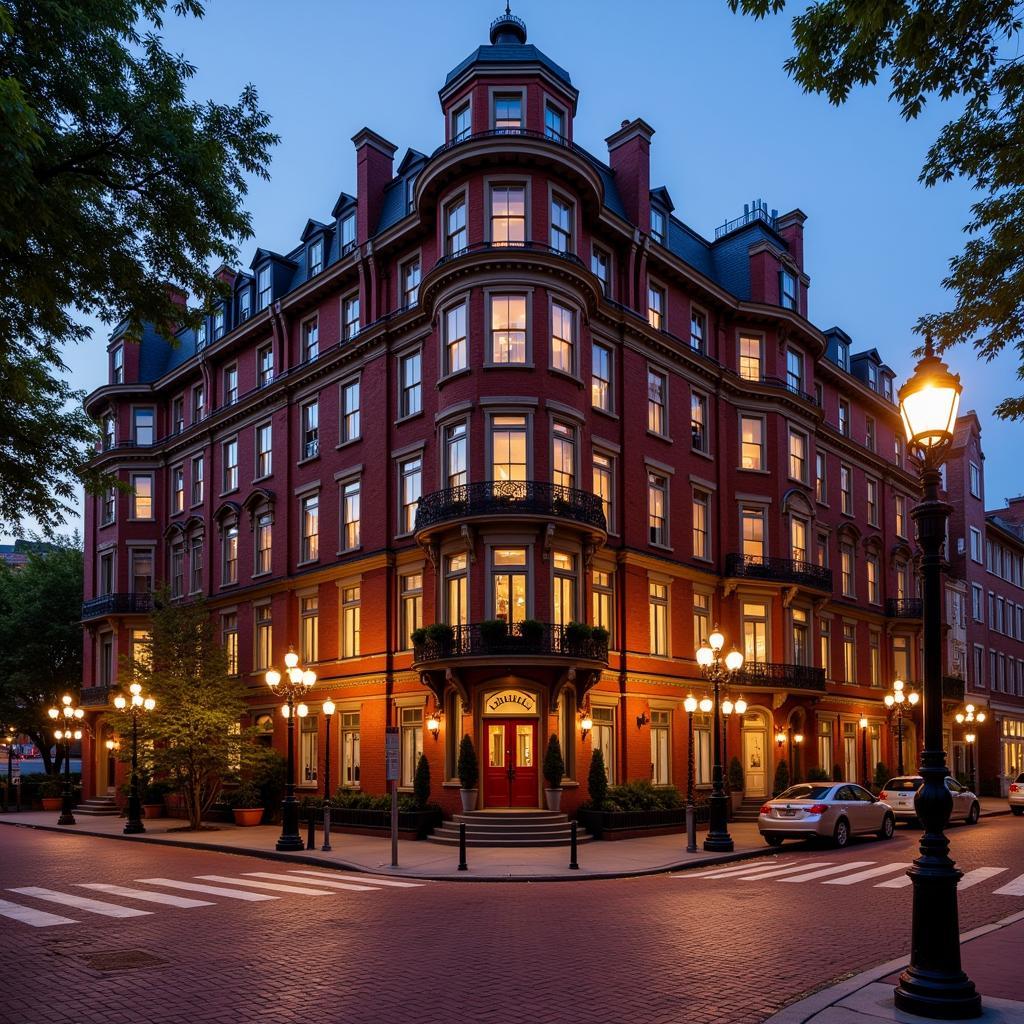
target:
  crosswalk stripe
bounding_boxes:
[683,860,793,879]
[194,875,334,896]
[0,897,75,927]
[823,863,910,886]
[959,867,1007,891]
[992,872,1024,897]
[736,862,832,881]
[243,872,377,893]
[79,883,214,908]
[777,861,875,883]
[137,878,277,901]
[9,887,151,918]
[288,870,424,889]
[876,872,913,889]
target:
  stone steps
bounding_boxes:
[732,798,766,822]
[74,796,121,817]
[427,810,593,847]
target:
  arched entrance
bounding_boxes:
[480,686,542,808]
[94,717,119,796]
[741,707,771,798]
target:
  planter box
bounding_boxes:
[325,807,442,840]
[232,808,264,827]
[142,804,164,819]
[40,797,63,811]
[577,806,709,840]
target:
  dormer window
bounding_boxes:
[780,269,797,311]
[883,374,893,402]
[238,287,251,322]
[257,265,272,311]
[867,362,878,391]
[836,340,850,371]
[650,209,666,245]
[452,101,471,142]
[196,321,207,350]
[341,214,356,254]
[493,93,522,131]
[172,396,184,433]
[213,308,225,340]
[545,102,564,142]
[111,345,124,384]
[308,238,323,277]
[405,175,417,212]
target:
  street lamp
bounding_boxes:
[4,725,18,812]
[964,733,977,794]
[47,694,85,825]
[322,700,336,800]
[884,678,919,776]
[720,695,747,796]
[683,693,699,853]
[955,703,985,794]
[113,683,156,834]
[893,337,980,1019]
[266,646,316,851]
[696,628,744,852]
[860,717,870,790]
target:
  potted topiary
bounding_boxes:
[457,734,478,812]
[772,759,791,797]
[39,776,63,811]
[424,622,455,653]
[413,753,431,810]
[224,783,264,826]
[479,619,508,649]
[518,618,545,647]
[543,734,565,811]
[563,621,592,651]
[142,781,168,819]
[728,756,745,811]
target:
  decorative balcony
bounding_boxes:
[414,480,606,540]
[724,554,833,592]
[734,662,827,693]
[81,593,153,621]
[80,686,113,707]
[942,676,966,702]
[412,621,609,669]
[885,598,923,619]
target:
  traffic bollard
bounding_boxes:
[321,805,332,852]
[458,822,468,871]
[569,820,579,869]
[686,803,697,853]
[306,809,315,850]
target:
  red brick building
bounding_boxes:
[945,413,1024,795]
[79,11,929,815]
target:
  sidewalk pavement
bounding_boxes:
[765,911,1024,1023]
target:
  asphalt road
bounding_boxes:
[0,816,1021,1024]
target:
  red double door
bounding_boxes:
[483,719,538,807]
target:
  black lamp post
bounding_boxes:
[860,717,870,790]
[955,704,986,793]
[47,695,84,825]
[683,694,698,853]
[266,646,316,852]
[884,678,919,776]
[696,627,743,852]
[893,337,980,1019]
[4,726,16,811]
[114,683,156,834]
[322,699,335,800]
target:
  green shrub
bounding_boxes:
[424,622,454,647]
[222,782,262,809]
[591,626,609,647]
[874,761,890,789]
[518,618,544,644]
[806,767,831,782]
[600,779,683,812]
[587,749,608,808]
[38,776,63,798]
[728,756,744,791]
[410,627,427,647]
[831,762,843,782]
[327,789,439,815]
[457,734,478,790]
[772,759,790,797]
[143,781,171,803]
[563,621,592,646]
[413,753,431,810]
[479,619,508,646]
[543,734,564,790]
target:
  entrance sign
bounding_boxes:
[384,727,399,781]
[484,689,537,716]
[10,762,20,784]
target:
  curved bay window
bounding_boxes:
[492,548,528,627]
[490,295,527,364]
[491,415,528,495]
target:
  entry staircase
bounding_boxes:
[731,797,765,823]
[74,795,120,817]
[427,810,594,848]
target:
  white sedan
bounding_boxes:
[758,783,896,848]
[1010,772,1024,816]
[879,775,981,825]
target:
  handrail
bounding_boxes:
[413,621,608,665]
[734,661,827,692]
[725,553,833,591]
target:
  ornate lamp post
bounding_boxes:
[884,678,919,775]
[696,628,744,852]
[266,646,316,852]
[4,725,17,811]
[893,338,980,1019]
[113,683,156,834]
[47,695,85,825]
[860,717,870,790]
[954,704,985,793]
[720,695,747,796]
[683,694,698,852]
[322,700,336,800]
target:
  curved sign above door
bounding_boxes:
[483,689,538,716]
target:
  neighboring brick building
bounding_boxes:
[945,413,1024,795]
[79,10,930,815]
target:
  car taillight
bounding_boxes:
[1011,784,1020,793]
[807,804,829,814]
[879,791,888,800]
[759,804,772,815]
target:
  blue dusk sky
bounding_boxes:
[36,0,1023,540]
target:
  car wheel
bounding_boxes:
[877,812,895,840]
[966,802,980,825]
[763,834,784,847]
[1013,807,1024,816]
[833,818,850,848]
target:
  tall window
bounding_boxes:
[300,493,319,562]
[650,208,666,244]
[792,607,810,665]
[838,398,850,436]
[445,196,467,254]
[780,270,797,310]
[866,553,880,604]
[788,428,807,482]
[257,266,272,310]
[256,422,272,478]
[491,415,527,486]
[134,408,155,445]
[112,346,124,383]
[791,516,808,562]
[551,301,575,372]
[742,601,768,663]
[172,465,184,513]
[552,551,577,629]
[869,631,881,686]
[399,350,422,418]
[99,633,114,685]
[399,573,423,650]
[691,392,708,452]
[302,319,319,362]
[648,472,668,546]
[651,710,671,785]
[301,595,319,663]
[254,604,272,670]
[592,342,612,411]
[739,335,762,381]
[647,283,665,330]
[544,101,564,141]
[131,474,153,520]
[693,592,711,648]
[649,581,669,656]
[399,456,421,533]
[741,507,765,559]
[445,422,468,488]
[592,451,613,531]
[690,310,706,353]
[816,452,827,503]
[550,195,573,252]
[402,258,420,307]
[552,422,576,490]
[493,93,522,130]
[256,511,273,575]
[452,102,471,142]
[238,287,251,322]
[103,413,116,449]
[342,294,360,339]
[695,714,712,785]
[101,486,116,525]
[692,491,711,560]
[220,364,237,407]
[222,613,239,676]
[444,302,467,374]
[308,238,323,277]
[400,706,424,788]
[840,542,855,597]
[492,548,528,626]
[843,624,857,683]
[786,348,803,393]
[341,478,361,550]
[647,369,667,434]
[130,549,153,593]
[99,551,115,596]
[591,247,610,295]
[302,400,319,460]
[592,569,614,642]
[969,462,981,498]
[189,538,203,593]
[342,712,361,787]
[865,416,876,451]
[895,494,907,537]
[840,465,852,514]
[446,553,468,625]
[341,213,356,252]
[490,185,525,245]
[341,585,361,658]
[740,416,764,470]
[866,478,878,525]
[190,455,204,506]
[818,720,834,775]
[222,523,238,585]
[592,706,615,783]
[300,713,318,786]
[820,618,832,677]
[490,294,527,363]
[341,379,360,443]
[258,344,274,387]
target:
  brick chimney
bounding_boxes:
[776,209,807,272]
[352,127,397,244]
[605,118,655,230]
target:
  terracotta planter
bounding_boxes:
[41,796,63,811]
[142,803,164,819]
[232,807,264,827]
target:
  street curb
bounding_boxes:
[0,817,777,882]
[763,908,1024,1024]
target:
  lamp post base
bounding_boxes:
[123,819,146,835]
[57,810,76,826]
[276,795,303,851]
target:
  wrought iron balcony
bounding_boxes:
[725,553,833,591]
[942,676,966,702]
[734,662,827,693]
[81,593,153,620]
[412,621,608,667]
[414,480,606,536]
[885,598,923,619]
[80,686,113,707]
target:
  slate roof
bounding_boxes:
[444,43,572,87]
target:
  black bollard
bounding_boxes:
[321,804,332,853]
[569,820,579,870]
[458,822,468,871]
[306,809,315,850]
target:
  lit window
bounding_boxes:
[840,543,855,597]
[693,592,710,649]
[592,342,612,411]
[739,335,762,381]
[651,710,671,785]
[222,614,238,675]
[492,547,528,627]
[592,451,613,531]
[792,607,810,665]
[491,415,527,487]
[255,511,273,575]
[491,185,525,246]
[341,478,361,551]
[647,369,667,434]
[131,474,153,520]
[816,452,827,503]
[741,508,765,559]
[171,465,184,513]
[692,491,711,560]
[648,472,668,546]
[222,523,238,585]
[446,553,468,626]
[592,569,614,644]
[341,378,360,443]
[490,294,527,363]
[867,553,880,604]
[840,465,852,514]
[300,493,319,563]
[649,581,669,656]
[299,711,318,786]
[742,601,768,663]
[399,456,421,534]
[647,283,665,330]
[400,706,423,787]
[791,516,807,562]
[551,301,575,373]
[741,416,764,471]
[843,624,857,683]
[254,605,272,671]
[342,712,361,787]
[399,573,423,651]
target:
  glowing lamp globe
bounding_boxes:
[955,713,965,724]
[908,690,920,706]
[74,708,84,720]
[288,667,303,685]
[885,694,895,708]
[722,699,734,717]
[265,669,281,689]
[976,711,986,723]
[114,695,126,709]
[898,339,962,452]
[296,703,308,718]
[683,695,698,714]
[580,713,593,733]
[132,694,143,707]
[966,732,975,744]
[130,683,142,696]
[302,670,316,688]
[322,699,336,716]
[859,717,869,729]
[48,708,59,720]
[699,696,713,714]
[725,648,744,672]
[62,695,72,706]
[73,730,82,740]
[708,628,725,653]
[284,650,299,669]
[695,644,714,669]
[144,698,156,711]
[734,697,748,715]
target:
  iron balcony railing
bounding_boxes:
[715,200,778,239]
[81,593,153,620]
[885,598,923,619]
[414,480,606,533]
[725,553,833,591]
[413,622,608,666]
[80,686,113,707]
[734,662,827,692]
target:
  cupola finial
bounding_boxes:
[490,3,527,45]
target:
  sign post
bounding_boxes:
[11,760,21,813]
[385,727,399,867]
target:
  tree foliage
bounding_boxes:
[0,539,83,773]
[587,748,608,808]
[729,0,1024,418]
[0,0,277,533]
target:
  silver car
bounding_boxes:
[1009,772,1024,816]
[758,783,895,848]
[880,776,981,825]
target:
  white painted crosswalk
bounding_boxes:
[0,869,424,930]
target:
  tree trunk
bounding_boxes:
[28,730,54,774]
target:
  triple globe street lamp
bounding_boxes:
[883,678,919,776]
[113,683,156,835]
[47,695,85,825]
[954,703,986,794]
